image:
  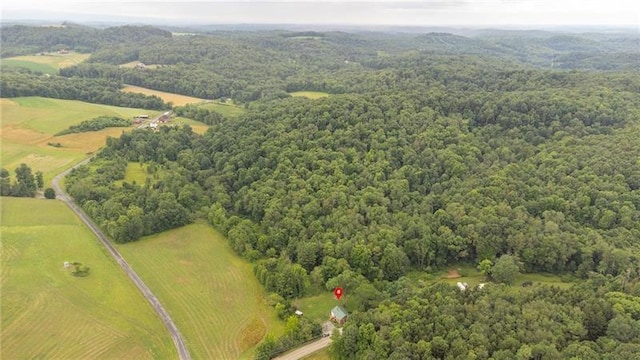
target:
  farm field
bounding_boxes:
[289,91,331,99]
[0,52,90,74]
[197,101,246,118]
[116,222,284,359]
[122,85,206,106]
[0,197,176,359]
[0,97,160,184]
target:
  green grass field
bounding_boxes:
[293,292,337,324]
[289,91,331,99]
[1,52,90,74]
[0,97,160,185]
[408,264,573,289]
[0,197,176,359]
[0,59,58,74]
[197,101,246,118]
[114,162,149,187]
[116,222,284,359]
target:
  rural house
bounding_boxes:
[330,305,349,325]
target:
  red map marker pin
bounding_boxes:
[334,287,343,300]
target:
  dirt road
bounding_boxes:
[273,337,332,360]
[52,159,191,360]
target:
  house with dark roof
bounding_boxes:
[330,305,349,325]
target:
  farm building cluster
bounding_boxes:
[134,112,173,130]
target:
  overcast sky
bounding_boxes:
[2,0,639,26]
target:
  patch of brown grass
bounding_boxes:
[238,316,268,351]
[444,268,461,279]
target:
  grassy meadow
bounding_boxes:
[289,91,331,99]
[116,222,284,359]
[292,292,337,324]
[121,85,206,106]
[1,52,90,74]
[197,101,246,118]
[0,97,160,185]
[0,197,176,359]
[408,264,573,289]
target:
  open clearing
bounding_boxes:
[0,197,176,359]
[293,292,337,325]
[408,264,573,289]
[119,61,164,69]
[1,52,90,74]
[122,85,206,106]
[289,91,331,99]
[197,101,246,118]
[0,97,161,184]
[116,222,284,359]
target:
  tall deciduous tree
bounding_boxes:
[13,163,36,197]
[491,255,520,285]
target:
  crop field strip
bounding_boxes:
[1,52,90,74]
[122,85,206,106]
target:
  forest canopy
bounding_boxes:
[3,24,639,358]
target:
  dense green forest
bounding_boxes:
[4,24,640,358]
[0,23,171,57]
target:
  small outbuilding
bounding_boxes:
[456,282,469,291]
[330,305,349,325]
[295,310,303,316]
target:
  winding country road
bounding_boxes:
[53,159,191,360]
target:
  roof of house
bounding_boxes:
[331,306,348,320]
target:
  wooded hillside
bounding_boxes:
[4,24,639,358]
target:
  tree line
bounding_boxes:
[55,115,132,136]
[1,68,170,110]
[1,164,55,199]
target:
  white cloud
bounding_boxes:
[2,0,639,26]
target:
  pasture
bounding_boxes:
[197,101,246,118]
[116,222,284,359]
[0,97,160,184]
[0,52,90,74]
[289,91,330,99]
[122,85,206,106]
[0,197,175,359]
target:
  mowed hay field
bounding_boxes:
[0,197,176,359]
[116,223,284,359]
[0,97,160,184]
[1,52,90,74]
[122,85,206,106]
